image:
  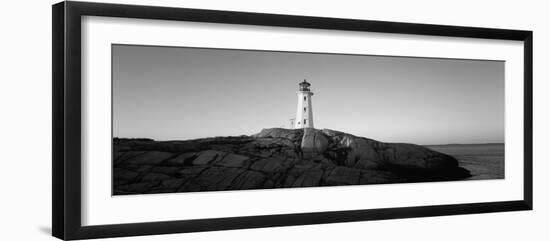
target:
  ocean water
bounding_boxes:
[425,144,505,180]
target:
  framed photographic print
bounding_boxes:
[52,1,533,240]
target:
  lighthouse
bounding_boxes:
[294,79,314,129]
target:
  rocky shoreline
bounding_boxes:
[113,128,471,195]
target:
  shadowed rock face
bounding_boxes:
[113,128,470,195]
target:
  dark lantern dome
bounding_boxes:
[299,79,311,91]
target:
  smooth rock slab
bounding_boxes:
[160,178,187,189]
[283,163,321,187]
[192,150,227,165]
[150,166,181,176]
[115,181,159,194]
[178,166,208,177]
[292,169,324,187]
[114,151,146,165]
[383,143,458,172]
[123,151,175,165]
[187,167,245,191]
[326,166,361,185]
[254,128,302,141]
[250,157,289,173]
[113,168,139,185]
[165,152,197,166]
[359,170,402,184]
[301,128,329,156]
[141,172,172,182]
[230,170,266,189]
[214,153,250,168]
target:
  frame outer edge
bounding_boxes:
[65,1,85,239]
[70,1,530,40]
[523,32,533,210]
[52,1,66,240]
[52,1,534,240]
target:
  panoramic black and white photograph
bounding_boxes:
[112,44,505,195]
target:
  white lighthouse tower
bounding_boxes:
[294,79,314,129]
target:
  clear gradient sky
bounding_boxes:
[112,44,504,145]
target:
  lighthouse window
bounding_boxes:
[304,107,307,112]
[304,96,306,101]
[304,119,307,124]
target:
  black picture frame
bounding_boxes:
[52,1,533,240]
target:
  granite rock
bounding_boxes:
[113,128,470,195]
